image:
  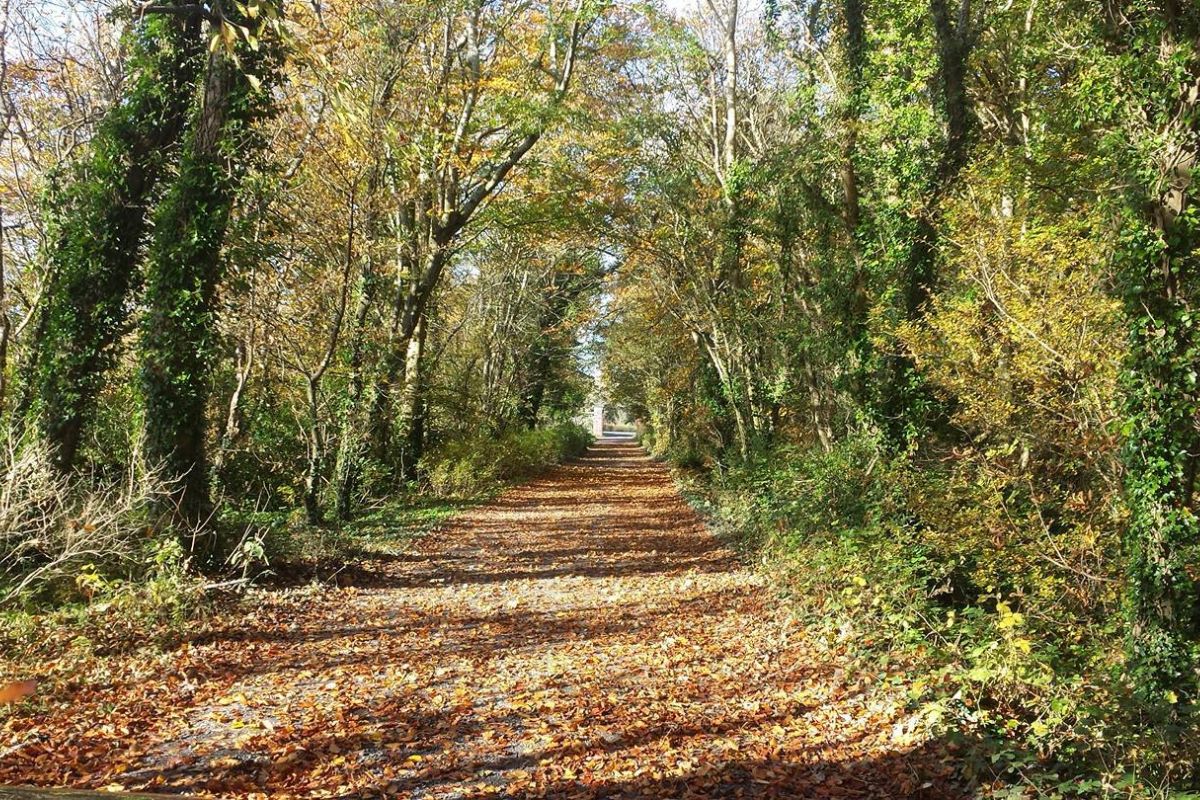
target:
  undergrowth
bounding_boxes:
[664,434,1200,800]
[424,421,592,497]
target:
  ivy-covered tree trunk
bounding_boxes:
[1117,0,1200,711]
[140,7,282,551]
[879,0,978,446]
[332,264,381,521]
[519,338,555,430]
[328,166,386,522]
[301,373,326,526]
[24,14,202,472]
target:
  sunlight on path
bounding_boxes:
[2,440,960,798]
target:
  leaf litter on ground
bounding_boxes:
[0,440,961,798]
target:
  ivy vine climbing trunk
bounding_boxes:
[518,271,582,429]
[1115,0,1200,712]
[880,0,979,445]
[140,5,283,551]
[0,2,10,416]
[23,14,203,472]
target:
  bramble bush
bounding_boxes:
[0,434,179,608]
[0,433,210,676]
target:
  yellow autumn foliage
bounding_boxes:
[898,178,1126,615]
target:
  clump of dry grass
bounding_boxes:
[0,434,171,605]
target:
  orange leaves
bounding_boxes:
[0,441,959,798]
[0,680,36,705]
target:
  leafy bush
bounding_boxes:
[706,435,932,641]
[686,433,1197,797]
[425,422,592,497]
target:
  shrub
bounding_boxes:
[704,435,931,641]
[686,432,1195,796]
[425,422,592,497]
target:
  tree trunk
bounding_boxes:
[520,343,552,430]
[367,246,445,481]
[840,0,871,352]
[840,0,865,235]
[302,376,324,524]
[696,329,750,458]
[396,312,429,483]
[140,8,281,556]
[0,195,8,417]
[24,15,203,472]
[299,187,358,524]
[212,336,255,477]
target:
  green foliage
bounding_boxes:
[703,436,928,635]
[215,386,308,510]
[425,422,592,498]
[218,494,472,578]
[25,14,203,471]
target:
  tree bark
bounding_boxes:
[212,336,255,477]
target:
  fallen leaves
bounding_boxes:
[0,441,961,798]
[0,680,36,705]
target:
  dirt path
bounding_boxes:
[1,440,959,798]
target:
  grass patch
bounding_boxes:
[217,493,483,586]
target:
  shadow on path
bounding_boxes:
[0,439,967,799]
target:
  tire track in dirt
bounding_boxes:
[1,439,961,798]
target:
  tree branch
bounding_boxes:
[139,3,217,23]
